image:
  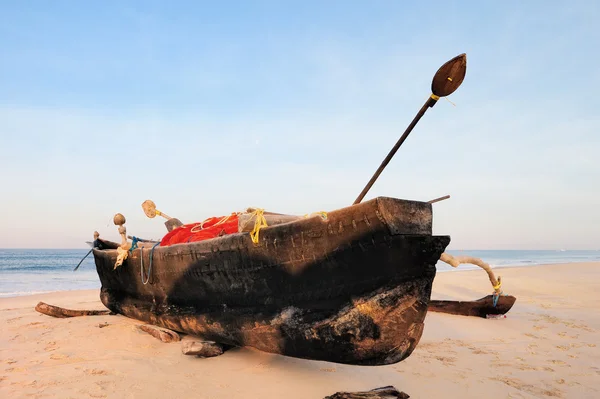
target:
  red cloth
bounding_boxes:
[160,214,240,246]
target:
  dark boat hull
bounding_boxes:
[93,197,450,365]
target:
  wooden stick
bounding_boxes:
[428,194,450,204]
[238,213,301,232]
[138,324,181,343]
[353,97,436,205]
[181,339,226,357]
[127,235,159,243]
[324,386,410,399]
[35,302,111,318]
[73,248,93,271]
[353,54,467,205]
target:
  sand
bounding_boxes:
[1,262,599,399]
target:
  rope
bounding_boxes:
[249,208,268,244]
[493,279,502,291]
[493,292,500,307]
[129,236,140,253]
[140,242,161,285]
[190,214,234,233]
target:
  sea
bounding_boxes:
[0,249,599,298]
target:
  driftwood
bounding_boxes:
[181,339,226,357]
[35,302,111,318]
[324,386,409,399]
[429,294,517,318]
[138,324,181,343]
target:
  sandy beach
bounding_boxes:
[1,262,599,399]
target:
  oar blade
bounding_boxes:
[142,199,157,218]
[431,53,467,97]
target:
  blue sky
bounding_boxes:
[1,1,598,249]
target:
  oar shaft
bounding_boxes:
[73,248,94,271]
[428,195,450,204]
[353,96,438,205]
[155,210,171,220]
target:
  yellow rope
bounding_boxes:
[115,246,129,269]
[444,97,457,107]
[249,208,268,244]
[190,214,234,233]
[315,211,328,220]
[493,279,502,291]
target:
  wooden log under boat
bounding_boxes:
[324,386,410,399]
[35,302,112,318]
[92,196,449,366]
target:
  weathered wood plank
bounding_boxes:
[181,339,226,357]
[238,213,301,232]
[324,386,409,399]
[138,324,181,342]
[35,302,111,318]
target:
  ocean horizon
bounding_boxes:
[1,248,599,298]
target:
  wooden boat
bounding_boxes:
[92,197,450,365]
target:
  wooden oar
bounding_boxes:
[73,248,93,271]
[142,200,172,220]
[142,199,184,231]
[354,54,467,205]
[74,231,100,271]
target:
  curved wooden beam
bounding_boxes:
[439,253,502,294]
[35,302,111,318]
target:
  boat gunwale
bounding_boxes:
[93,196,434,256]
